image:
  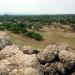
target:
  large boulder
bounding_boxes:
[54,62,66,75]
[37,45,59,64]
[59,50,75,71]
[44,62,66,75]
[44,63,59,75]
[0,45,23,60]
[8,54,44,75]
[0,53,44,75]
[0,31,11,50]
[22,46,40,54]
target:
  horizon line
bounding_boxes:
[0,13,75,16]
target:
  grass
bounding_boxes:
[8,26,75,49]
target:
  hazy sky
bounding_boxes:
[0,0,75,14]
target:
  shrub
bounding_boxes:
[71,24,75,31]
[9,24,20,33]
[25,31,43,41]
[0,25,6,30]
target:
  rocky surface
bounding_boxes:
[0,31,75,75]
[0,31,11,50]
[22,46,40,54]
[37,45,59,64]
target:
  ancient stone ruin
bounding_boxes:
[0,31,75,75]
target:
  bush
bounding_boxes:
[71,24,75,31]
[0,25,6,30]
[9,24,20,33]
[25,31,43,41]
[0,22,43,41]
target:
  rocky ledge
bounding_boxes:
[0,31,75,75]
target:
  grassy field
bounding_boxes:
[8,26,75,49]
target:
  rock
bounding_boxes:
[37,45,59,64]
[0,60,11,75]
[59,50,75,70]
[0,31,11,50]
[57,44,69,51]
[0,33,74,75]
[9,69,18,75]
[44,63,49,69]
[0,53,44,75]
[22,46,40,54]
[37,52,46,64]
[54,62,66,75]
[44,63,59,75]
[0,45,23,60]
[8,53,44,75]
[71,72,75,75]
[44,62,66,75]
[9,67,43,75]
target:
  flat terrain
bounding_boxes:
[8,26,75,49]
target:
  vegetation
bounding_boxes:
[25,31,43,41]
[0,14,75,46]
[9,26,75,49]
[71,24,75,31]
[0,14,75,28]
[0,16,43,41]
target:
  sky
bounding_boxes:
[0,0,75,15]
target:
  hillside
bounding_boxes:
[0,31,75,75]
[8,26,75,49]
